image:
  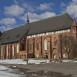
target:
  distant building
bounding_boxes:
[0,13,77,59]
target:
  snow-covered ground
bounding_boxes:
[0,59,27,64]
[0,59,50,65]
[0,59,77,77]
[62,60,72,62]
[62,60,77,63]
[0,65,10,71]
[0,59,77,65]
[0,65,25,77]
[0,59,51,76]
[28,59,50,64]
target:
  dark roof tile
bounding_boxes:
[0,13,73,44]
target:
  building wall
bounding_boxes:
[0,42,20,59]
[26,29,72,59]
[0,23,77,59]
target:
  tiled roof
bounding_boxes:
[0,13,73,44]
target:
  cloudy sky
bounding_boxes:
[0,0,77,32]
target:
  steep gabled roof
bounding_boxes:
[0,13,73,44]
[0,25,30,44]
[27,13,73,35]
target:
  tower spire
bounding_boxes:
[26,8,29,25]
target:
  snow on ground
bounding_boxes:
[28,59,50,64]
[0,71,24,77]
[0,59,27,65]
[0,59,51,65]
[72,61,77,62]
[0,65,10,71]
[62,60,72,62]
[0,59,77,65]
[62,60,77,63]
[0,65,25,77]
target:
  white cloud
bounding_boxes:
[22,3,35,12]
[72,0,77,3]
[14,0,18,5]
[60,2,66,7]
[61,0,77,17]
[38,3,53,11]
[20,12,56,22]
[67,5,77,17]
[0,18,16,25]
[0,18,17,31]
[4,5,24,16]
[0,25,12,31]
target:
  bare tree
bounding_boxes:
[72,40,77,58]
[62,35,75,59]
[57,35,63,59]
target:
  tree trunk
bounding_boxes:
[68,53,70,59]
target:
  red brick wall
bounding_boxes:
[1,23,77,59]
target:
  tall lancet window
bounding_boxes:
[36,40,39,50]
[20,38,26,51]
[30,42,32,50]
[44,39,47,50]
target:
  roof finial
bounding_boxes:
[26,8,29,25]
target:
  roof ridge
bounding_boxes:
[2,13,69,33]
[30,13,68,24]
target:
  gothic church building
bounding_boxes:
[0,13,77,59]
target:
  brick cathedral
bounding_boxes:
[0,13,77,59]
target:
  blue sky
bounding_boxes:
[0,0,77,32]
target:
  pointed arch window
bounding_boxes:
[30,42,32,50]
[36,40,39,50]
[44,39,47,50]
[20,39,26,51]
[22,41,25,50]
